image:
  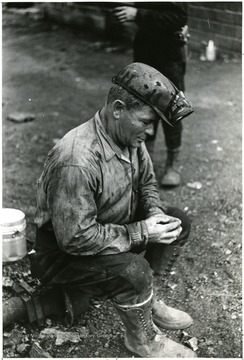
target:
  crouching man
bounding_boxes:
[30,62,196,357]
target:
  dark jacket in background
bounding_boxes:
[134,2,187,66]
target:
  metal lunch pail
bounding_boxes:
[1,208,27,262]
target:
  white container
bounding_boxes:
[1,208,27,262]
[206,40,216,61]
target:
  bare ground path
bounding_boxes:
[2,9,242,358]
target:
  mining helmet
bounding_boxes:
[112,62,193,126]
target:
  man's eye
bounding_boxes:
[143,121,153,126]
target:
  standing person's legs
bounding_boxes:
[160,62,186,186]
[138,58,186,187]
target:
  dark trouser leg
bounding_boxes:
[162,121,182,151]
[144,206,191,278]
[160,62,186,186]
[141,61,186,186]
[30,233,153,308]
[161,61,185,150]
[144,61,185,148]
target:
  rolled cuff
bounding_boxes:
[125,221,148,247]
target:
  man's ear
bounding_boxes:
[113,100,126,119]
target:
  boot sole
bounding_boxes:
[124,335,197,358]
[124,338,144,357]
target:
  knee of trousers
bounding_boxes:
[112,254,153,306]
[166,206,191,246]
[122,255,153,292]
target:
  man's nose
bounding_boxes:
[145,123,154,136]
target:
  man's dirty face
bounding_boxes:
[119,105,159,148]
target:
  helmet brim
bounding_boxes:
[111,62,194,127]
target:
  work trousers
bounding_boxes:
[30,207,191,307]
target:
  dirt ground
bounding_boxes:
[2,8,242,359]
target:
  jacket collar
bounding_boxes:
[94,111,131,163]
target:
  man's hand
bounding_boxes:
[144,214,182,244]
[112,6,137,23]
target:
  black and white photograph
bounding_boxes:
[2,1,242,358]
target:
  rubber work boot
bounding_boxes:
[152,298,193,330]
[161,148,181,187]
[114,300,197,358]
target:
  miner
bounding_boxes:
[31,62,196,357]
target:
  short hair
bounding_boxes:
[107,84,145,110]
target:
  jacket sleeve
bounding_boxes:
[137,143,166,218]
[46,164,148,256]
[135,3,187,33]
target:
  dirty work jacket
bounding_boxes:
[34,111,165,256]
